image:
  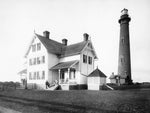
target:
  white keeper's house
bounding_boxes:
[21,31,98,90]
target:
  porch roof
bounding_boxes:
[50,60,79,70]
[18,69,27,74]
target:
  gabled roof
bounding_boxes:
[61,41,88,57]
[36,34,64,55]
[18,69,27,74]
[25,33,98,59]
[109,74,116,79]
[50,60,79,70]
[88,68,107,78]
[109,74,127,79]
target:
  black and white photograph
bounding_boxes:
[0,0,150,113]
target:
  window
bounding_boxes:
[33,58,36,65]
[37,43,41,51]
[29,59,32,65]
[122,39,125,44]
[42,71,45,79]
[33,72,36,80]
[42,56,45,63]
[121,57,125,63]
[83,54,87,63]
[37,57,40,64]
[32,44,36,52]
[88,56,92,65]
[69,70,75,79]
[37,71,40,80]
[29,72,32,80]
[60,72,64,79]
[121,37,125,44]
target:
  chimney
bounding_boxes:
[43,31,50,38]
[62,38,68,46]
[83,33,89,41]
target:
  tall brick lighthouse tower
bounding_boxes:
[118,8,132,84]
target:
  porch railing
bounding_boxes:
[59,79,76,84]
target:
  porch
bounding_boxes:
[50,60,79,90]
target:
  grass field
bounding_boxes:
[0,89,150,113]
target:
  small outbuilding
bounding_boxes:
[87,68,107,90]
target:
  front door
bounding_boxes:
[60,71,65,83]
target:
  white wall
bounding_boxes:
[60,55,80,62]
[80,46,95,76]
[88,84,99,90]
[51,71,59,83]
[110,79,116,84]
[87,77,106,90]
[100,78,106,85]
[120,79,125,84]
[27,36,48,86]
[87,77,100,90]
[47,52,59,83]
[87,77,100,85]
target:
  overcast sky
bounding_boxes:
[0,0,150,82]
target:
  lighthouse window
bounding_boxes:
[122,39,125,44]
[121,57,125,63]
[121,58,123,63]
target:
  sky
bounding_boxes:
[0,0,150,82]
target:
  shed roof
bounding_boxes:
[50,60,79,70]
[18,69,27,74]
[88,68,107,78]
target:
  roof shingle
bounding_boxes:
[61,41,88,57]
[50,60,79,70]
[88,68,107,77]
[36,34,88,57]
[36,34,64,55]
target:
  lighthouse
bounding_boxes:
[118,8,132,84]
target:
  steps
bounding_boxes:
[46,84,59,90]
[105,84,114,90]
[45,80,59,90]
[100,84,114,90]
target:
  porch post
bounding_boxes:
[67,68,70,83]
[58,69,60,84]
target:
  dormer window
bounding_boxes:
[37,43,41,51]
[83,54,87,63]
[32,44,36,52]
